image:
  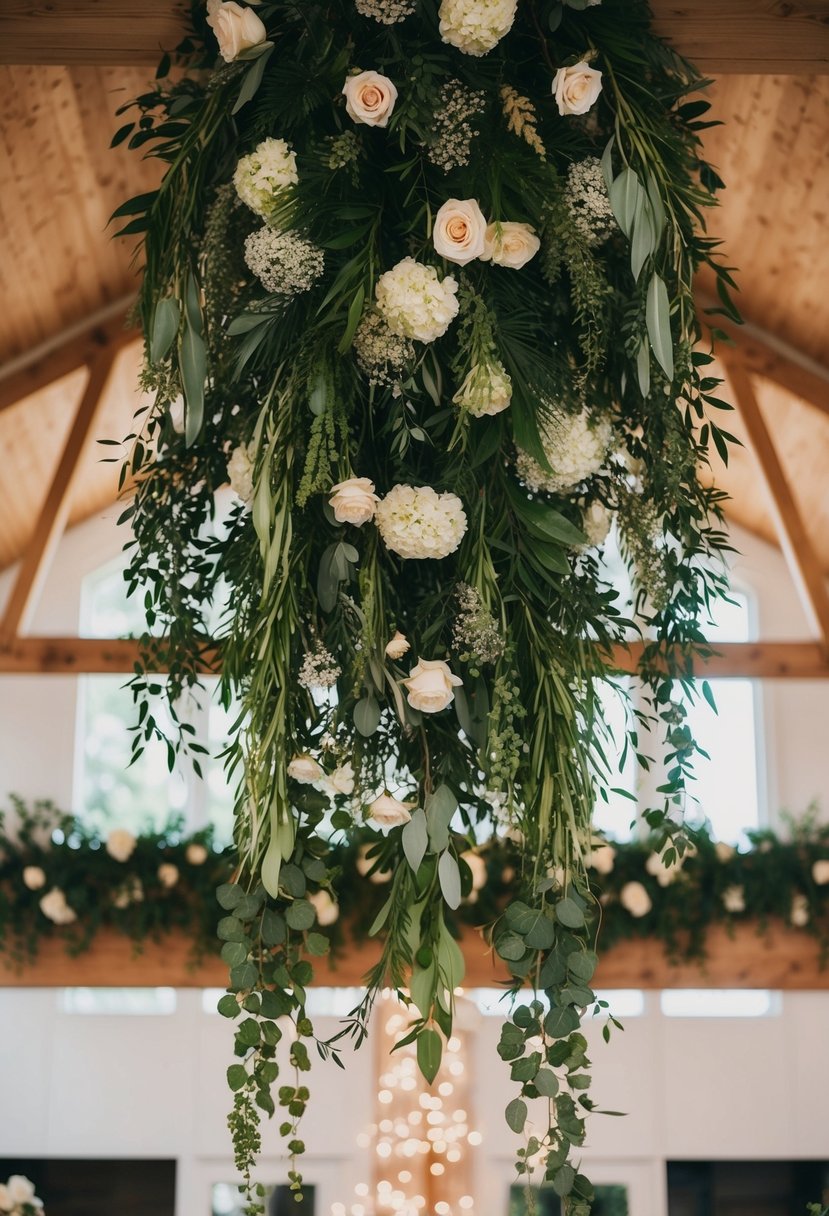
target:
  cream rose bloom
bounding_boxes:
[552,61,603,117]
[185,842,209,866]
[39,887,77,926]
[308,888,340,926]
[714,841,735,863]
[433,198,488,265]
[23,865,47,891]
[620,880,652,918]
[461,850,487,891]
[7,1176,38,1205]
[790,893,810,927]
[106,828,137,863]
[587,842,615,876]
[645,849,683,888]
[811,859,829,885]
[329,477,379,526]
[722,885,745,913]
[326,762,355,796]
[403,658,463,713]
[288,754,324,784]
[368,792,415,827]
[385,631,410,660]
[480,221,540,269]
[206,0,267,62]
[343,70,398,127]
[158,863,180,889]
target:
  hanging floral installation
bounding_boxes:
[110,0,742,1208]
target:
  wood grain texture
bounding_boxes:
[1,922,825,989]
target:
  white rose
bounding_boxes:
[106,828,137,863]
[288,755,325,784]
[552,61,603,117]
[342,70,398,127]
[206,0,267,62]
[308,888,340,927]
[356,842,392,883]
[620,880,651,918]
[7,1177,36,1204]
[790,893,810,927]
[461,850,487,891]
[23,865,47,891]
[481,221,540,270]
[811,859,829,885]
[722,885,745,914]
[368,792,415,827]
[587,843,615,876]
[39,887,77,926]
[403,658,463,713]
[329,477,379,526]
[185,842,209,866]
[158,863,180,889]
[385,631,410,660]
[645,849,683,888]
[328,763,355,796]
[433,198,488,265]
[714,841,735,863]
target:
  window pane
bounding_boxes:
[685,678,760,842]
[660,989,777,1018]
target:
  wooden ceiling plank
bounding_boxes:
[0,351,118,643]
[728,360,829,651]
[0,1,827,71]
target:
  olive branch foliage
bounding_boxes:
[110,0,739,1209]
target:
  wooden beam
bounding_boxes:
[2,636,829,678]
[1,921,826,989]
[0,301,138,416]
[729,360,829,652]
[0,1,827,71]
[0,353,118,643]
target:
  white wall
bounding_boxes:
[1,510,828,1215]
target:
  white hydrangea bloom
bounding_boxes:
[453,360,512,417]
[515,408,612,494]
[376,484,468,560]
[375,258,459,344]
[438,0,518,56]
[566,157,616,247]
[227,441,256,507]
[355,0,416,22]
[233,138,298,219]
[244,227,325,295]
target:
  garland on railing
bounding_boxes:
[108,0,741,1207]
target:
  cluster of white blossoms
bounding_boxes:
[244,227,325,295]
[580,500,613,548]
[515,408,612,494]
[227,441,256,507]
[353,309,414,386]
[233,137,298,219]
[452,582,504,664]
[453,359,512,416]
[0,1174,44,1213]
[298,643,342,690]
[567,157,616,246]
[375,484,468,559]
[429,79,487,172]
[375,257,459,344]
[438,0,518,56]
[355,0,416,23]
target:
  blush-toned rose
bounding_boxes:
[288,755,324,784]
[385,631,410,660]
[23,865,47,891]
[620,880,651,918]
[206,0,268,62]
[39,888,77,926]
[106,828,137,863]
[368,792,415,827]
[433,198,488,265]
[325,763,355,797]
[342,70,398,127]
[329,477,379,526]
[308,888,340,926]
[481,221,540,269]
[185,842,209,866]
[812,859,829,885]
[552,61,603,116]
[157,863,180,889]
[403,658,462,713]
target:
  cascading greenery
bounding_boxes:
[113,0,738,1209]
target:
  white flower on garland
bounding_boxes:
[343,70,398,127]
[790,893,810,927]
[453,359,512,417]
[308,888,340,926]
[186,842,209,865]
[23,865,46,891]
[552,60,603,117]
[813,859,829,885]
[403,658,463,713]
[722,885,745,913]
[1,1175,43,1212]
[433,198,488,265]
[227,441,256,507]
[106,827,137,863]
[355,0,416,22]
[715,841,735,863]
[438,0,518,56]
[580,501,612,548]
[515,408,612,494]
[375,257,459,344]
[376,484,467,559]
[480,221,540,269]
[298,644,341,690]
[645,848,683,887]
[206,0,267,62]
[158,863,180,889]
[566,157,616,247]
[113,877,144,909]
[244,227,325,295]
[233,137,298,219]
[288,755,325,785]
[325,762,355,797]
[586,842,616,875]
[39,887,77,925]
[619,880,651,918]
[353,310,414,386]
[385,630,410,660]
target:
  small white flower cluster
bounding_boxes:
[353,309,414,386]
[453,582,504,665]
[428,79,487,172]
[580,500,612,548]
[375,484,467,559]
[0,1174,43,1214]
[244,227,325,295]
[227,441,256,507]
[233,137,298,219]
[298,644,341,690]
[515,407,612,494]
[567,157,616,246]
[355,0,416,22]
[438,0,518,56]
[327,129,361,171]
[453,358,512,416]
[375,257,459,344]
